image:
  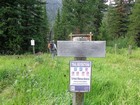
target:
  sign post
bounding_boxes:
[31,39,35,54]
[57,33,106,105]
[70,60,92,105]
[70,61,92,92]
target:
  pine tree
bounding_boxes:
[59,0,105,39]
[106,6,120,39]
[103,0,133,41]
[88,0,105,39]
[31,0,49,52]
[0,0,22,54]
[0,0,49,54]
[127,0,140,46]
[107,2,128,38]
[98,13,109,40]
[54,9,66,41]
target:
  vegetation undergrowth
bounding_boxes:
[0,48,140,105]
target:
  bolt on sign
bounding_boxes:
[70,61,92,92]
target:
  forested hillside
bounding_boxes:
[54,0,140,47]
[54,0,106,40]
[0,0,49,54]
[0,0,140,55]
[46,0,62,27]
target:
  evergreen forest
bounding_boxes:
[0,0,140,54]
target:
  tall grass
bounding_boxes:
[0,48,140,105]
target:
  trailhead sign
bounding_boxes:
[57,41,106,57]
[31,39,35,46]
[70,61,92,92]
[57,40,106,105]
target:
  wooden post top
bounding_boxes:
[69,32,93,41]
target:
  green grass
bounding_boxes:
[0,48,140,105]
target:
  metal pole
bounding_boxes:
[115,44,117,54]
[33,45,35,54]
[128,45,132,55]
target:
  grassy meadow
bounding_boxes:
[0,47,140,105]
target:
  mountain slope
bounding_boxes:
[46,0,62,27]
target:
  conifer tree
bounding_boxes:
[127,0,140,46]
[0,0,49,54]
[106,2,128,38]
[98,14,109,40]
[31,0,49,52]
[102,0,133,42]
[59,0,105,39]
[0,0,22,54]
[54,9,66,41]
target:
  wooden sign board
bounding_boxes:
[57,41,106,57]
[69,33,93,41]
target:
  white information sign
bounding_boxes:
[70,61,92,92]
[31,39,35,46]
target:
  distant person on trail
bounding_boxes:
[48,40,57,59]
[48,42,51,53]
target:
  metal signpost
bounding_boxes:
[57,33,106,105]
